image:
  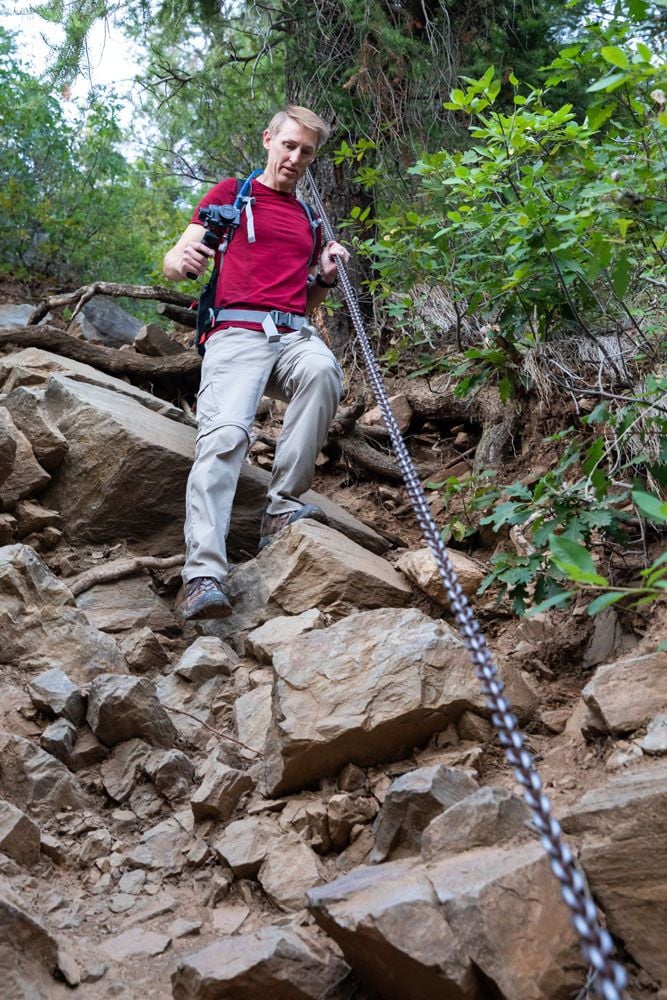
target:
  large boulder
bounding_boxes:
[562,761,667,983]
[207,520,411,640]
[0,732,88,816]
[171,926,349,1000]
[41,374,195,545]
[264,607,535,795]
[308,843,586,1000]
[32,368,387,553]
[0,544,126,680]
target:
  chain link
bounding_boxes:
[307,170,627,1000]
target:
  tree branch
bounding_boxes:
[0,325,201,383]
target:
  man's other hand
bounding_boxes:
[320,240,350,283]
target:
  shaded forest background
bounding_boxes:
[0,0,665,619]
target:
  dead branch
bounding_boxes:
[65,554,184,597]
[28,282,194,325]
[156,302,196,328]
[0,324,201,382]
[341,429,423,482]
[163,705,262,756]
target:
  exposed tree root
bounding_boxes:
[0,324,201,382]
[65,554,184,597]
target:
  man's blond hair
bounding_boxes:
[267,105,331,150]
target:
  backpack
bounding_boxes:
[194,169,321,356]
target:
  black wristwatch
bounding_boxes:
[315,272,338,288]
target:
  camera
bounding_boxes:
[198,203,241,237]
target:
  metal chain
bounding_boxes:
[307,169,627,1000]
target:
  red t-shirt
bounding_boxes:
[191,178,321,336]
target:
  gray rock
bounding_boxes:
[212,816,282,877]
[40,717,77,766]
[69,727,108,771]
[71,295,143,347]
[126,814,192,873]
[27,667,86,726]
[174,635,239,684]
[421,786,530,861]
[0,880,60,995]
[75,575,177,633]
[562,761,667,982]
[145,749,195,801]
[101,739,152,802]
[171,926,349,1000]
[0,304,41,326]
[190,761,254,822]
[79,828,112,864]
[206,520,411,640]
[0,544,126,681]
[258,837,324,912]
[371,765,479,863]
[0,406,50,505]
[102,928,171,961]
[156,674,224,749]
[87,674,177,748]
[582,650,667,735]
[117,627,169,674]
[309,843,586,1000]
[233,685,273,755]
[0,385,68,470]
[245,609,327,663]
[264,608,535,796]
[0,801,41,866]
[0,731,87,816]
[641,714,667,755]
[0,413,17,490]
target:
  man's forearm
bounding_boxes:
[306,280,333,313]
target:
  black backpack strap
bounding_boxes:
[297,198,322,268]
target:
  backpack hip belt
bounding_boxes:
[211,308,309,343]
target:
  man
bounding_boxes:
[163,106,350,621]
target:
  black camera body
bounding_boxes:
[198,203,241,245]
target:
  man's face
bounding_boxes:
[262,119,318,191]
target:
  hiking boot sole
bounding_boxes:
[182,592,233,622]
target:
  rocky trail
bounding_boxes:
[0,292,664,999]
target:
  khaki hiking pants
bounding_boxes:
[183,326,344,584]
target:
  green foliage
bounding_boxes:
[0,28,179,284]
[466,378,667,615]
[353,21,666,390]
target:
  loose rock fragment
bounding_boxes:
[0,801,41,866]
[87,674,177,748]
[370,766,479,863]
[27,668,86,726]
[171,926,349,1000]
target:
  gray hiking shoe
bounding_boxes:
[182,577,232,621]
[258,503,329,551]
